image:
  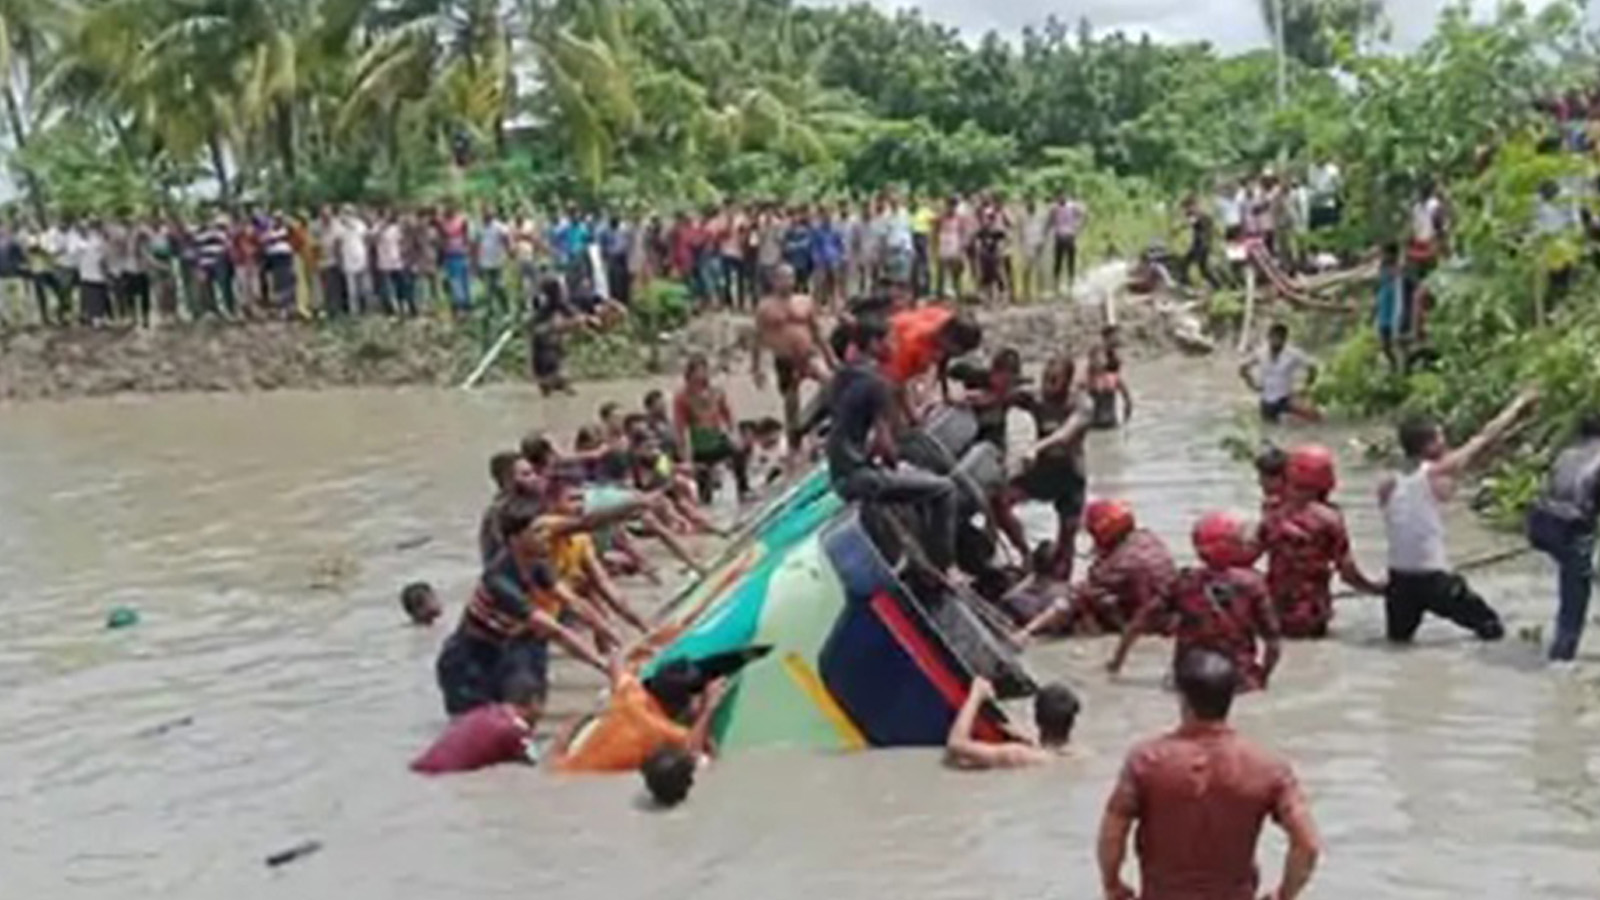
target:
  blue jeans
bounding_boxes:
[442,252,471,312]
[1528,507,1596,661]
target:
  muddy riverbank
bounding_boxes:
[0,289,1198,402]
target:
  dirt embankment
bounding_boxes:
[0,294,1198,403]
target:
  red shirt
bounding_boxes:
[884,305,956,384]
[411,704,530,775]
[1107,722,1307,900]
[1071,530,1178,634]
[1162,567,1278,689]
[1260,500,1350,638]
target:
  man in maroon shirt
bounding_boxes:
[1097,648,1321,900]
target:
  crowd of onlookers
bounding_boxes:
[0,190,1097,330]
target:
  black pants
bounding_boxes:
[691,434,751,503]
[1385,570,1505,643]
[912,234,931,296]
[320,268,347,317]
[836,465,958,570]
[1178,241,1219,289]
[32,271,68,325]
[121,272,152,326]
[434,630,550,717]
[607,255,632,307]
[80,281,110,323]
[1053,234,1079,287]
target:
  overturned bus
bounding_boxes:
[635,406,1036,753]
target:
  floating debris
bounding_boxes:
[308,554,361,590]
[106,606,141,630]
[265,840,323,868]
[392,535,434,552]
[137,715,195,738]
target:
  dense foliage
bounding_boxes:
[1306,3,1600,523]
[0,0,1488,213]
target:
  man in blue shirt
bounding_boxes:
[811,208,846,308]
[783,209,815,292]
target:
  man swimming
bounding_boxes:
[943,676,1081,770]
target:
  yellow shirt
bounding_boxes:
[533,516,596,587]
[912,206,936,237]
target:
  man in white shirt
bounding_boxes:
[1051,193,1087,293]
[1239,323,1319,425]
[76,219,111,325]
[337,206,372,314]
[1018,198,1050,302]
[476,208,511,317]
[1409,182,1446,271]
[374,208,410,316]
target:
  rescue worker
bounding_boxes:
[1108,511,1282,691]
[1259,445,1385,638]
[1018,500,1178,640]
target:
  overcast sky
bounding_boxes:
[803,0,1596,51]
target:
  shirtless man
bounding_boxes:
[752,263,835,448]
[944,676,1081,770]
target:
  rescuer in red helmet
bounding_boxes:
[1259,445,1385,638]
[1017,499,1178,640]
[1108,511,1282,691]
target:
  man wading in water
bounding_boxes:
[751,263,834,448]
[993,355,1095,580]
[1380,390,1539,644]
[1098,648,1321,900]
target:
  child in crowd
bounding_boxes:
[740,417,789,488]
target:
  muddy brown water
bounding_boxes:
[3,357,1598,900]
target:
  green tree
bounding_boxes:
[1258,0,1384,68]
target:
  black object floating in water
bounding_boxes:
[265,840,323,868]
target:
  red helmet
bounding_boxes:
[1192,511,1262,569]
[1286,444,1337,497]
[1085,499,1136,552]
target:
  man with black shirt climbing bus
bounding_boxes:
[1379,389,1539,644]
[827,317,959,572]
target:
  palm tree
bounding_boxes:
[0,0,66,215]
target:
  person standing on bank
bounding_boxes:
[1098,648,1320,900]
[1380,389,1539,644]
[1527,412,1600,661]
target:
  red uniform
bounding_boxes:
[1069,529,1178,634]
[1161,566,1279,690]
[1259,500,1350,638]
